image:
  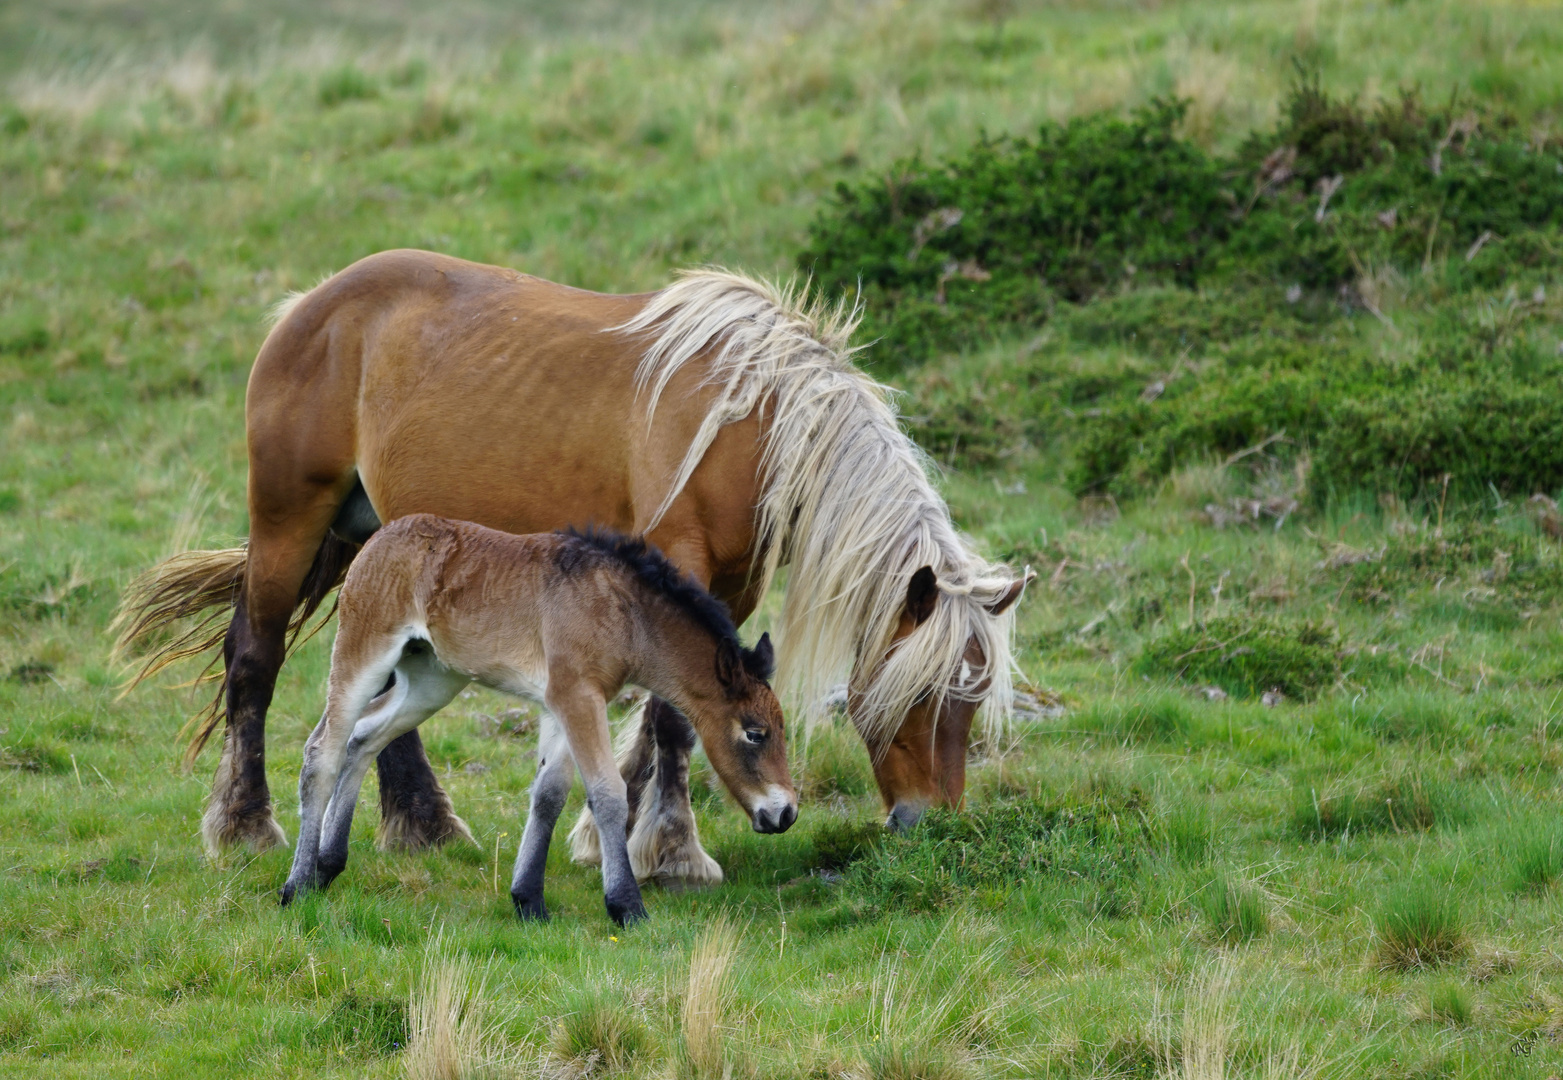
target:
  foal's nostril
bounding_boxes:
[777,803,797,832]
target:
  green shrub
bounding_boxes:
[805,75,1563,373]
[811,817,884,871]
[1373,887,1468,971]
[303,992,407,1055]
[1194,874,1269,943]
[1135,617,1340,700]
[842,792,1154,914]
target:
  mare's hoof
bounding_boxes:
[377,809,476,852]
[279,882,298,907]
[512,893,549,922]
[203,807,288,858]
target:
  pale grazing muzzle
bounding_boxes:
[751,785,798,834]
[885,801,928,832]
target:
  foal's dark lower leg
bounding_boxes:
[375,731,471,849]
[204,600,289,854]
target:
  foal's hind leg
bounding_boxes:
[282,639,404,904]
[317,647,468,886]
[511,711,577,921]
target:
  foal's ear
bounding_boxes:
[904,565,939,627]
[715,636,744,693]
[985,568,1036,617]
[743,631,776,681]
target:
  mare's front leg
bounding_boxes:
[566,697,721,888]
[628,698,723,888]
[547,681,646,926]
[510,712,578,921]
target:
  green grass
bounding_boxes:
[4,0,1563,1076]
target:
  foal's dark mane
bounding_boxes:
[557,526,773,679]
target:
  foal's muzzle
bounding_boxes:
[751,787,798,834]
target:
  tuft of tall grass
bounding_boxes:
[550,992,652,1075]
[1293,772,1467,840]
[1372,887,1468,971]
[1425,982,1473,1027]
[405,946,507,1080]
[1510,823,1563,893]
[681,915,741,1078]
[1194,874,1269,944]
[1161,795,1214,866]
[868,1043,971,1080]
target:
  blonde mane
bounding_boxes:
[617,270,1019,746]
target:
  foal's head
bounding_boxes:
[698,631,796,834]
[560,527,797,834]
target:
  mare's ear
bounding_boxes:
[985,568,1036,616]
[744,631,776,681]
[904,565,938,627]
[715,636,743,694]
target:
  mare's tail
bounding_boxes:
[111,534,358,765]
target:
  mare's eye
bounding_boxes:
[743,728,767,746]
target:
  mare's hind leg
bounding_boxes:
[375,733,473,851]
[511,712,577,921]
[208,509,342,855]
[316,645,468,886]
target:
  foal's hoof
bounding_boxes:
[512,893,549,922]
[606,897,648,928]
[279,882,299,907]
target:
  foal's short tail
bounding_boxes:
[111,534,359,765]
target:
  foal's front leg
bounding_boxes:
[545,682,646,926]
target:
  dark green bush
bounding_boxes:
[805,75,1563,372]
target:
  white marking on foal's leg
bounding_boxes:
[511,713,575,921]
[317,650,466,885]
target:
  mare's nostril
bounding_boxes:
[778,804,797,831]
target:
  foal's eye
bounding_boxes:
[743,729,767,746]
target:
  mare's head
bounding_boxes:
[696,632,796,833]
[855,565,1032,830]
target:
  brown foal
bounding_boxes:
[279,516,795,926]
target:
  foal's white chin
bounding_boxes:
[749,784,798,834]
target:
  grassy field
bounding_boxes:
[4,0,1563,1076]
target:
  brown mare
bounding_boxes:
[279,516,793,925]
[116,250,1030,885]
